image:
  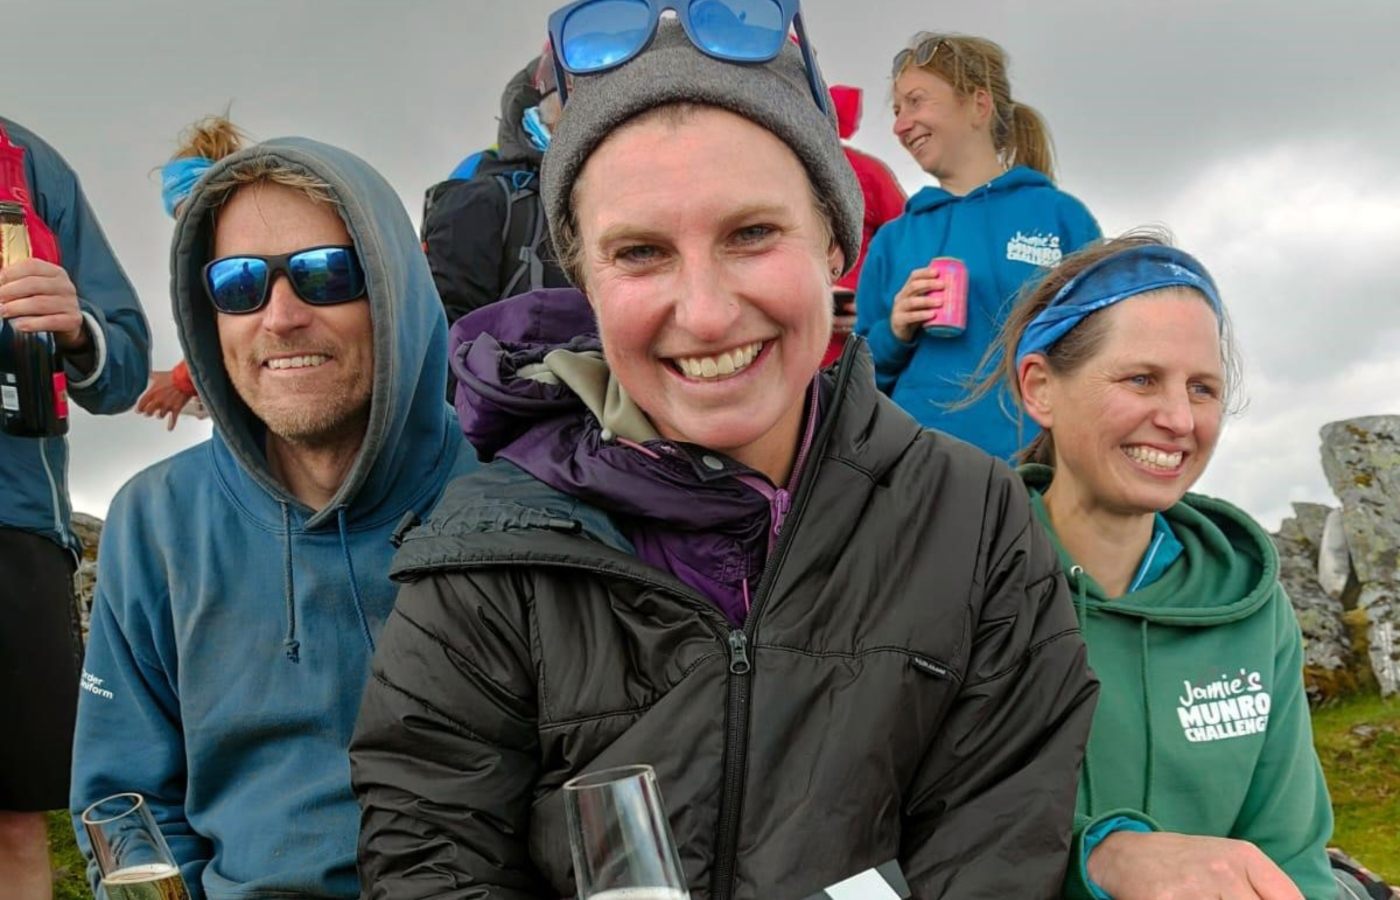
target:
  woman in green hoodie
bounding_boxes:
[981,231,1346,899]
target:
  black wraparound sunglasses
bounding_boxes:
[203,244,366,314]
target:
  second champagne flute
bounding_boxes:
[564,764,690,900]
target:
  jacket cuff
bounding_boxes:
[1066,809,1159,900]
[65,309,107,389]
[171,360,196,397]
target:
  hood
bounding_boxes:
[448,286,601,457]
[447,288,835,624]
[1019,464,1276,625]
[496,60,546,166]
[171,136,459,531]
[905,164,1053,214]
[447,288,774,523]
[831,85,861,140]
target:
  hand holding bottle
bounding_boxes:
[0,256,87,351]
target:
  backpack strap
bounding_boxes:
[495,170,548,299]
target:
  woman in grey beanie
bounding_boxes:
[352,5,1097,898]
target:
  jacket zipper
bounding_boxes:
[709,344,858,900]
[418,343,862,900]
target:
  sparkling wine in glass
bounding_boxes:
[81,792,191,900]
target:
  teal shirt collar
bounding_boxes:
[1128,512,1183,593]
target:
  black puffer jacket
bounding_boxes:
[351,350,1098,900]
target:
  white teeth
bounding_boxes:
[1124,445,1184,470]
[674,342,763,381]
[266,354,328,371]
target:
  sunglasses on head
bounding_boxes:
[548,0,828,115]
[203,245,366,315]
[892,32,951,76]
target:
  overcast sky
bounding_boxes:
[6,0,1399,529]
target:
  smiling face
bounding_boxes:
[213,181,374,448]
[572,105,840,482]
[1025,290,1226,516]
[892,66,991,179]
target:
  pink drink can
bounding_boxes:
[923,256,968,337]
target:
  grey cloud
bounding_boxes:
[4,0,1397,527]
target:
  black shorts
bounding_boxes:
[0,526,80,811]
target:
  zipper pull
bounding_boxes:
[727,630,751,675]
[771,488,792,541]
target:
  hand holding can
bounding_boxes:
[889,267,947,342]
[922,257,968,338]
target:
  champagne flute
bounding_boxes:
[564,764,690,900]
[80,792,191,900]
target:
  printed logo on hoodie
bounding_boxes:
[1175,669,1271,743]
[80,669,114,701]
[1005,230,1063,266]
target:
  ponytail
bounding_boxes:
[172,114,246,163]
[1006,101,1055,182]
[891,33,1061,183]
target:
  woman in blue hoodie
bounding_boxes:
[855,32,1100,460]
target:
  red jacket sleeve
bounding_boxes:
[170,360,197,397]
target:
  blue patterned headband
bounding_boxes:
[1014,244,1223,370]
[161,156,214,218]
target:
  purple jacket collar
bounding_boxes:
[450,289,824,625]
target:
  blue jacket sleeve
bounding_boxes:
[854,225,916,393]
[70,504,212,896]
[29,137,151,412]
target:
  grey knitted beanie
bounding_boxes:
[541,18,864,283]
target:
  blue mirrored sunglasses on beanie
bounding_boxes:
[547,0,829,114]
[203,244,366,314]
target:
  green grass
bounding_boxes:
[46,691,1399,893]
[47,810,90,900]
[1313,689,1400,882]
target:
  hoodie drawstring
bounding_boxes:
[1069,563,1157,819]
[1068,564,1094,814]
[1140,619,1155,817]
[1069,564,1088,629]
[280,501,301,663]
[338,507,376,654]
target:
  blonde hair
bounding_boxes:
[893,32,1056,181]
[202,157,337,209]
[165,113,335,209]
[171,113,248,163]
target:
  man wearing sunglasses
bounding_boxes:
[69,138,476,899]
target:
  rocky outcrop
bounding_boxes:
[1320,416,1400,697]
[1318,508,1351,600]
[71,511,102,639]
[1272,503,1354,702]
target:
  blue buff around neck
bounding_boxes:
[1014,245,1223,369]
[161,156,214,218]
[522,106,552,152]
